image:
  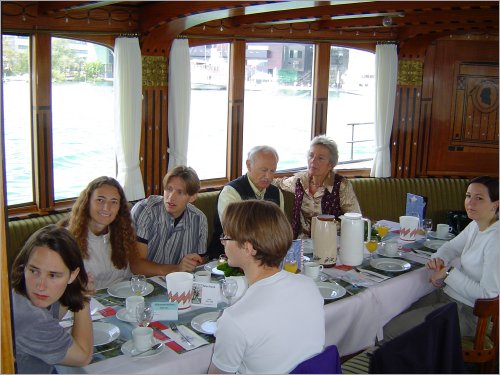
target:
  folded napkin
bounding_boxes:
[166,325,209,351]
[342,270,378,287]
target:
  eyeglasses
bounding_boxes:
[220,234,233,245]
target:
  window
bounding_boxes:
[243,42,314,171]
[2,35,116,208]
[51,37,115,200]
[187,43,230,180]
[326,47,375,167]
[2,35,33,206]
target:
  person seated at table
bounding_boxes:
[63,176,136,291]
[130,165,208,276]
[208,200,325,374]
[383,176,499,340]
[274,134,361,239]
[207,145,285,259]
[11,225,93,374]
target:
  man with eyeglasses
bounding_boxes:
[207,145,284,259]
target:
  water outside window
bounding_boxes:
[326,47,375,167]
[187,44,229,180]
[51,37,116,201]
[2,35,33,205]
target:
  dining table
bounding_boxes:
[57,222,443,374]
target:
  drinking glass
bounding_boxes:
[283,252,298,273]
[365,239,378,258]
[423,218,433,240]
[375,224,389,240]
[131,275,147,296]
[136,302,154,327]
[220,278,238,307]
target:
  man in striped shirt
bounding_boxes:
[130,166,208,276]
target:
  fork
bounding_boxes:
[170,323,194,347]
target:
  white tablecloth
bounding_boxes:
[60,258,435,373]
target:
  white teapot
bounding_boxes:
[340,213,371,266]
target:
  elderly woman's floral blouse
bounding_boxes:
[275,171,361,238]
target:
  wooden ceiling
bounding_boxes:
[2,1,498,45]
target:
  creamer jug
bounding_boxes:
[311,215,337,266]
[340,212,371,266]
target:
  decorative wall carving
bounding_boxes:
[450,63,498,148]
[397,60,423,86]
[142,56,167,87]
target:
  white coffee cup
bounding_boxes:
[303,261,324,279]
[384,241,399,256]
[165,272,194,309]
[437,224,452,238]
[132,326,155,351]
[126,295,144,317]
[194,270,211,283]
[399,215,419,242]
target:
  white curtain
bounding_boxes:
[167,39,191,169]
[370,44,398,177]
[114,37,145,201]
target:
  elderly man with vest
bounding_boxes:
[207,145,284,259]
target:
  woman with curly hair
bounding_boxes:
[63,176,137,291]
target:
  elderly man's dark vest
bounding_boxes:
[206,175,281,259]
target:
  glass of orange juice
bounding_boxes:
[283,252,298,273]
[365,238,379,258]
[376,224,389,239]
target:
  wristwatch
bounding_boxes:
[445,266,454,278]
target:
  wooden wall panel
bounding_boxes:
[311,43,330,137]
[425,39,498,177]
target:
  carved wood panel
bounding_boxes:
[424,39,498,177]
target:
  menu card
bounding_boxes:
[191,281,220,307]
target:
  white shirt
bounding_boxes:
[432,220,499,307]
[84,231,132,290]
[212,271,325,374]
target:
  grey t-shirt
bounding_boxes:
[12,291,73,374]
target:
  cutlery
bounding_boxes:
[410,249,432,259]
[170,323,194,347]
[353,267,390,281]
[131,343,163,357]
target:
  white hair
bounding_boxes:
[247,145,279,165]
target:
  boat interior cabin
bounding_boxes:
[1,1,498,372]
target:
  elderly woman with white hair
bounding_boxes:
[275,135,361,239]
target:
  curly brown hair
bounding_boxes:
[65,176,137,269]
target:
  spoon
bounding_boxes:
[131,343,162,357]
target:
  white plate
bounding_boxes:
[191,311,220,335]
[423,239,447,250]
[121,339,164,358]
[428,231,455,241]
[315,281,346,300]
[107,281,154,298]
[370,258,411,272]
[93,322,120,346]
[116,308,137,323]
[204,260,224,276]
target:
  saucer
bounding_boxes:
[116,308,137,323]
[428,231,455,241]
[377,246,401,258]
[121,339,164,358]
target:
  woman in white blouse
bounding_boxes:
[64,176,137,291]
[384,176,499,339]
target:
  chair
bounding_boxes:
[290,345,342,374]
[342,302,465,373]
[462,296,499,373]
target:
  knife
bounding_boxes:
[354,267,390,281]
